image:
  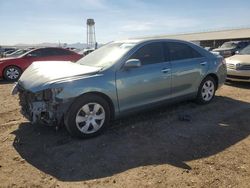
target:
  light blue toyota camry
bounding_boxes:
[13,39,227,138]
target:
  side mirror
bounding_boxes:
[124,59,141,69]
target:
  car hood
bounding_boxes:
[226,55,250,65]
[18,61,102,92]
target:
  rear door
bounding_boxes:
[116,42,172,113]
[166,42,208,97]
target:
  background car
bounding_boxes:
[14,39,227,138]
[1,48,17,57]
[212,41,249,58]
[78,48,95,56]
[0,47,83,81]
[4,48,33,58]
[225,44,250,82]
[204,46,214,51]
[66,47,79,52]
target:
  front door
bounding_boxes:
[116,42,172,113]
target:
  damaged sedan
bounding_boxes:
[13,39,227,138]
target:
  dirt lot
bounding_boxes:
[0,80,250,188]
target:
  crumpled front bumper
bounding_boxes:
[13,83,69,126]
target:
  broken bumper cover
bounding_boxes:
[15,84,69,126]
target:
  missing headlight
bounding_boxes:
[44,88,63,101]
[34,88,63,101]
[34,91,43,101]
[44,89,53,101]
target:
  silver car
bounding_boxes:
[226,45,250,82]
[13,39,227,138]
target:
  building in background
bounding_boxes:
[137,28,250,49]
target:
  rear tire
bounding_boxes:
[3,66,22,81]
[196,76,216,104]
[64,94,110,138]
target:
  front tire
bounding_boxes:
[3,66,22,81]
[196,76,216,104]
[65,94,110,138]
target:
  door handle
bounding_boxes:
[162,68,171,73]
[200,62,207,66]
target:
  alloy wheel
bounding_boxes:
[6,68,20,80]
[201,80,215,101]
[75,103,105,134]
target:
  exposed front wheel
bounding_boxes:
[65,94,110,138]
[196,76,216,104]
[3,66,22,81]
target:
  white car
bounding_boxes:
[225,45,250,82]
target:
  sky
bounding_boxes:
[1,0,250,45]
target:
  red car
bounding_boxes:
[0,47,83,81]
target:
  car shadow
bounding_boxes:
[0,79,15,85]
[12,96,250,181]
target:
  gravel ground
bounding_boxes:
[0,80,250,188]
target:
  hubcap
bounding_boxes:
[6,68,19,80]
[75,103,105,134]
[201,80,215,101]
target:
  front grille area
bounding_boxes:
[227,75,250,80]
[239,64,250,70]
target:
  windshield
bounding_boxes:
[20,49,35,57]
[239,45,250,55]
[221,42,237,48]
[77,42,136,68]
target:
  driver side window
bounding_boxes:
[28,48,54,57]
[130,42,164,65]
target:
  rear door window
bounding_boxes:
[167,42,203,61]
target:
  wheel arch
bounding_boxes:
[205,73,218,90]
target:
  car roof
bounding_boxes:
[34,47,69,50]
[115,38,192,45]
